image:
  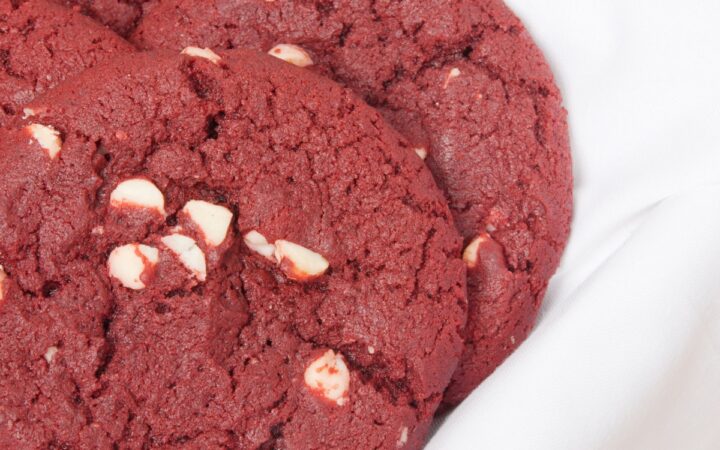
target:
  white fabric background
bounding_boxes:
[428,1,720,449]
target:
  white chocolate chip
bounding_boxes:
[268,44,314,68]
[92,226,105,235]
[304,350,350,406]
[368,346,375,354]
[161,234,207,281]
[23,106,48,119]
[182,200,233,247]
[397,427,409,447]
[181,46,222,65]
[463,234,489,269]
[44,346,59,364]
[25,124,62,159]
[110,178,165,215]
[243,230,277,260]
[107,243,159,290]
[443,67,461,88]
[245,233,330,280]
[275,240,329,281]
[510,335,516,345]
[486,224,497,233]
[414,147,427,160]
[0,265,6,302]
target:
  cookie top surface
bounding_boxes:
[132,0,573,404]
[0,48,466,449]
[0,0,133,126]
[59,0,147,36]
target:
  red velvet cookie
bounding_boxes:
[59,0,147,36]
[132,0,573,405]
[0,49,466,449]
[0,0,133,126]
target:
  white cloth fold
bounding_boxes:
[428,1,720,448]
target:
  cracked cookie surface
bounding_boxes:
[132,0,573,405]
[58,0,148,36]
[0,0,133,126]
[0,49,466,449]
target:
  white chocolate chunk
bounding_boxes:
[0,265,6,302]
[243,230,277,260]
[275,240,329,281]
[414,147,427,160]
[161,234,207,281]
[181,46,222,65]
[110,178,165,215]
[182,200,233,247]
[462,234,489,269]
[23,106,48,119]
[25,124,62,158]
[44,346,59,364]
[107,243,159,290]
[368,346,375,355]
[397,427,409,448]
[443,67,461,88]
[268,44,314,67]
[304,350,350,406]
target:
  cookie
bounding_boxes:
[0,48,466,449]
[131,0,573,404]
[0,0,133,126]
[59,0,147,36]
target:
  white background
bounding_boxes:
[428,1,720,449]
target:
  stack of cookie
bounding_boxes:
[0,1,571,448]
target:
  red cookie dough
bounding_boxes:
[0,0,133,126]
[132,0,573,405]
[0,49,466,449]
